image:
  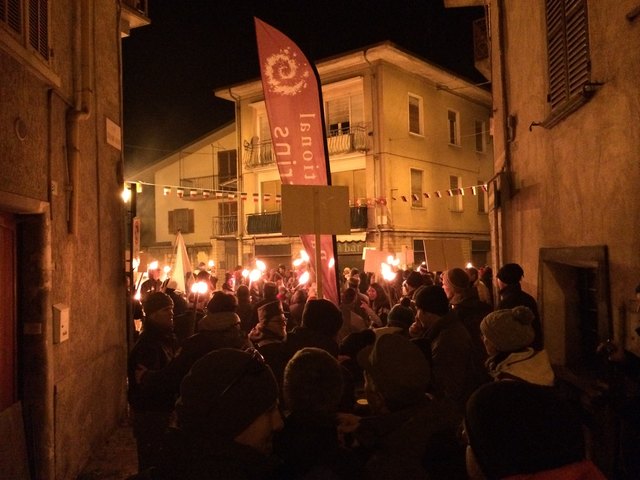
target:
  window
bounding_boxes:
[216,202,237,235]
[545,0,591,124]
[448,110,460,146]
[410,169,423,207]
[325,96,350,135]
[331,169,366,205]
[449,175,463,212]
[1,0,49,60]
[477,179,488,214]
[408,94,423,135]
[261,180,281,213]
[217,149,237,188]
[474,120,487,153]
[168,208,194,234]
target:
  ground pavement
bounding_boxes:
[76,420,138,480]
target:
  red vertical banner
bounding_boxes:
[254,18,339,305]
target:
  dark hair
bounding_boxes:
[368,282,391,309]
[207,291,238,313]
[284,348,343,415]
[302,299,343,338]
[263,282,278,299]
[236,284,250,301]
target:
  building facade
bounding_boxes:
[129,44,493,279]
[0,1,148,478]
[461,0,640,476]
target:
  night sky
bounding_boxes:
[122,0,485,173]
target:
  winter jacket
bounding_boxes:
[127,324,179,412]
[353,396,466,480]
[486,348,555,386]
[412,313,487,414]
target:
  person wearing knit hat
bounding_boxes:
[373,303,414,338]
[135,293,248,421]
[354,334,465,478]
[196,290,241,332]
[441,268,471,302]
[409,285,484,415]
[464,380,606,480]
[274,348,365,479]
[128,292,179,472]
[439,268,492,374]
[495,263,543,350]
[150,348,283,479]
[248,300,289,392]
[480,306,555,386]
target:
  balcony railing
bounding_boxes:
[246,206,368,235]
[212,215,238,236]
[350,206,368,229]
[243,124,370,169]
[180,174,237,193]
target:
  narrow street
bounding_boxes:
[77,420,137,480]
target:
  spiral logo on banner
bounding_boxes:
[264,47,310,96]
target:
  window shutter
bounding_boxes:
[28,0,48,60]
[1,0,22,33]
[546,0,589,110]
[187,209,194,233]
[168,211,175,234]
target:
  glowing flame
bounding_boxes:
[293,258,303,267]
[121,187,131,203]
[132,257,140,270]
[328,257,335,268]
[163,265,171,274]
[465,262,473,269]
[249,269,261,282]
[208,260,215,268]
[300,250,310,262]
[381,263,397,282]
[242,268,250,278]
[256,259,266,272]
[149,261,159,270]
[298,271,310,285]
[191,281,208,294]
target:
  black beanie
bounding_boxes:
[414,285,449,316]
[404,271,423,289]
[387,304,415,329]
[142,292,173,316]
[176,349,279,440]
[301,299,343,338]
[465,381,585,479]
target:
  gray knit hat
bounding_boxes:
[480,306,535,352]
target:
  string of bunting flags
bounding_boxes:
[124,181,488,206]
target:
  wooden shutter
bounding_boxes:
[1,0,22,33]
[546,0,589,110]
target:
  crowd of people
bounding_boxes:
[126,261,615,479]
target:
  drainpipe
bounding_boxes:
[66,0,93,234]
[490,0,511,273]
[363,49,385,250]
[228,88,243,265]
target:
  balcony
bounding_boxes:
[243,124,370,169]
[246,206,368,235]
[120,0,150,37]
[247,212,281,235]
[212,215,238,236]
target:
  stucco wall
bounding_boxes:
[1,1,128,478]
[495,0,640,333]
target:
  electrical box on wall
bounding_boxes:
[53,303,69,343]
